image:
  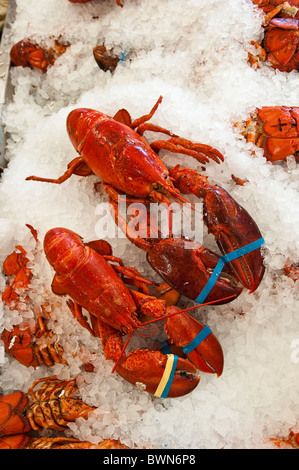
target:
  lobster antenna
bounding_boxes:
[111,331,133,373]
[140,295,236,326]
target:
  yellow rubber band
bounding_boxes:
[154,354,177,398]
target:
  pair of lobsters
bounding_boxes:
[2,95,264,400]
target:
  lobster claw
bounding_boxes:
[170,166,265,294]
[147,237,243,304]
[164,307,224,377]
[202,185,265,293]
[116,349,200,398]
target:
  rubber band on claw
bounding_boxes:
[154,354,178,398]
[195,238,265,304]
[182,325,212,355]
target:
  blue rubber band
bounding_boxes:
[182,325,211,354]
[119,50,127,62]
[160,354,178,398]
[195,237,265,304]
[160,340,171,355]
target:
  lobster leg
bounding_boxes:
[104,184,162,251]
[113,96,224,164]
[66,299,96,337]
[26,157,92,184]
[150,137,224,164]
[262,3,299,23]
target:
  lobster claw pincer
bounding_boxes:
[116,349,200,398]
[91,316,200,398]
[164,307,224,377]
[201,185,265,293]
[146,237,243,304]
[170,166,265,294]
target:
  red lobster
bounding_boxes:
[42,227,225,398]
[235,106,299,162]
[1,318,67,369]
[10,39,69,72]
[0,376,96,440]
[25,98,256,305]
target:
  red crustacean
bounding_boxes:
[10,39,69,72]
[1,318,67,369]
[1,224,37,309]
[0,391,31,438]
[284,261,299,281]
[25,98,242,303]
[42,227,225,398]
[0,376,96,442]
[249,16,299,72]
[26,96,223,205]
[252,0,299,19]
[235,106,299,162]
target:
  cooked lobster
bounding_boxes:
[42,227,226,398]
